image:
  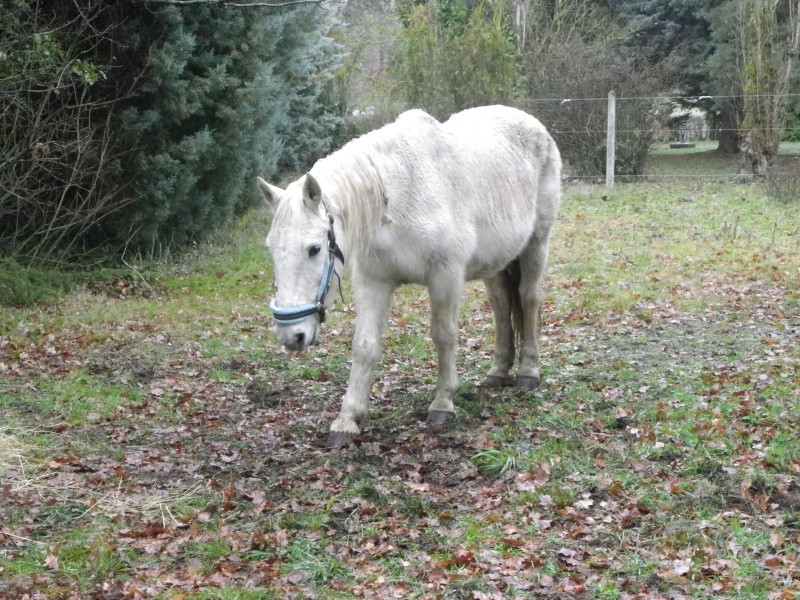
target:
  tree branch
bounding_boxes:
[131,0,325,7]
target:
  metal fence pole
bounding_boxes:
[606,90,616,188]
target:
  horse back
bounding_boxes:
[367,106,560,282]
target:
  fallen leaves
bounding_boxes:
[2,190,800,598]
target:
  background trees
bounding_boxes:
[385,0,798,177]
[610,0,800,162]
[2,0,798,264]
[392,0,517,120]
[113,4,342,252]
[386,0,674,177]
[518,0,669,177]
[1,0,342,261]
[735,0,799,175]
[0,1,131,262]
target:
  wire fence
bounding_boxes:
[521,92,800,185]
[527,92,800,103]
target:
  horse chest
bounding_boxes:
[361,223,464,284]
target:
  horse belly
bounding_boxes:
[366,218,529,284]
[465,246,525,280]
[463,220,534,280]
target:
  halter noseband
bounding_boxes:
[269,212,344,325]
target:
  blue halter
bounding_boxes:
[269,213,344,325]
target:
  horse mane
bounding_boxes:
[308,125,397,259]
[308,110,444,259]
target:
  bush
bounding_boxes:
[108,5,343,253]
[0,259,73,307]
[524,42,671,178]
[766,171,800,204]
[392,1,519,119]
[1,1,342,262]
[0,1,131,263]
[783,112,800,142]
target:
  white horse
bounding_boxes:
[258,105,561,447]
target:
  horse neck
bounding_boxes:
[311,136,388,262]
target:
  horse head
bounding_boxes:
[259,173,343,352]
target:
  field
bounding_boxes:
[1,149,800,599]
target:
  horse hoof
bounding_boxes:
[328,431,354,448]
[427,410,454,427]
[484,375,511,388]
[515,375,540,390]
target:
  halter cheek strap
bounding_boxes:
[269,213,344,325]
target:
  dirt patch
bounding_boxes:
[245,380,287,407]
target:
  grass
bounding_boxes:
[0,259,72,307]
[647,140,741,178]
[7,370,139,424]
[548,181,799,319]
[2,148,800,597]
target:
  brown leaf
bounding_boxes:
[557,547,583,567]
[559,577,586,594]
[672,558,692,576]
[530,462,550,485]
[770,532,784,548]
[44,552,59,570]
[764,555,784,568]
[741,479,770,511]
[608,480,625,498]
[286,570,307,584]
[539,574,554,587]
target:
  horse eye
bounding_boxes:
[308,244,322,258]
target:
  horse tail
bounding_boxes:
[505,259,524,349]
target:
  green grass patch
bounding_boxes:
[0,259,74,307]
[282,537,353,584]
[549,181,800,317]
[3,370,137,424]
[471,448,519,476]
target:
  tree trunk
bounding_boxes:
[715,105,739,154]
[739,131,769,176]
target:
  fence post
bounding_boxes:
[606,90,616,188]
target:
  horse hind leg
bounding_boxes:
[515,231,551,390]
[515,150,559,391]
[483,269,517,387]
[426,268,464,425]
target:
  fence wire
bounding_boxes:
[528,93,800,103]
[526,92,800,184]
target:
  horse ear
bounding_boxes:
[302,173,322,210]
[257,177,283,208]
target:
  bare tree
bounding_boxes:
[736,0,800,175]
[333,0,402,128]
[0,2,134,263]
[519,1,669,177]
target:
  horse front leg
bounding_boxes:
[329,275,394,447]
[426,269,464,425]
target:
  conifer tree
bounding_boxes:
[116,5,342,249]
[1,1,342,259]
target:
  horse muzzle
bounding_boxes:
[274,320,319,352]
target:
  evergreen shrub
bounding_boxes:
[1,1,342,261]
